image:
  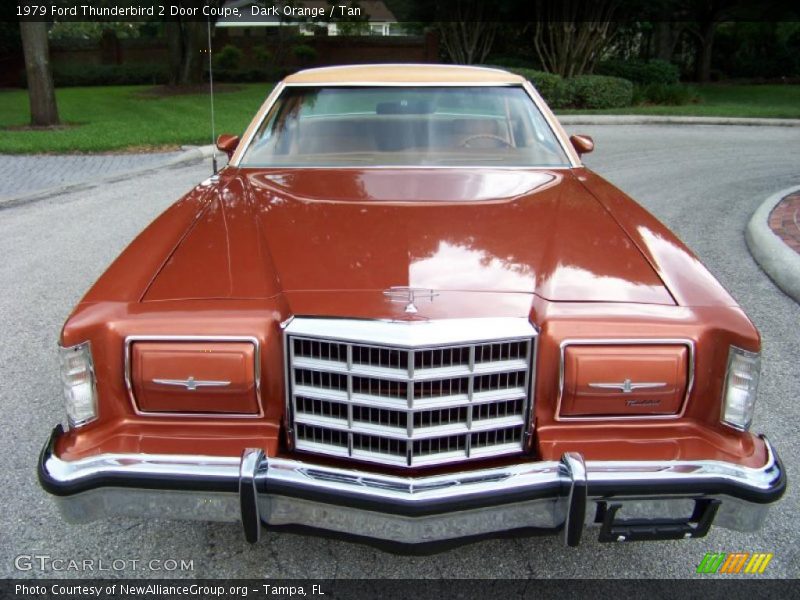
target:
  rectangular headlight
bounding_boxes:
[58,342,98,427]
[721,346,760,431]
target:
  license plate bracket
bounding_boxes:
[597,498,720,542]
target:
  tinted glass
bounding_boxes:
[239,86,569,167]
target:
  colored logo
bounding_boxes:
[697,552,773,574]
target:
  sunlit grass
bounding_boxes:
[0,84,272,154]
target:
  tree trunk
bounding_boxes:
[438,21,497,65]
[694,22,716,82]
[20,21,59,127]
[532,0,617,77]
[166,19,205,86]
[180,21,204,85]
[166,21,182,86]
[435,1,497,65]
[653,22,682,63]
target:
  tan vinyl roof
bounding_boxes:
[283,64,525,85]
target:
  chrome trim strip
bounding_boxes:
[123,335,263,419]
[230,81,285,167]
[42,435,782,497]
[284,81,522,88]
[556,338,696,422]
[285,317,536,347]
[42,435,782,539]
[283,325,296,450]
[525,332,539,451]
[588,381,667,393]
[290,355,528,381]
[152,377,231,390]
[521,79,581,167]
[239,165,575,171]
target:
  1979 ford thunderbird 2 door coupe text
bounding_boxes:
[39,65,784,547]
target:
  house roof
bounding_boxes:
[283,64,525,84]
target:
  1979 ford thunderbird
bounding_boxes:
[39,65,785,547]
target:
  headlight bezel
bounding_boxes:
[58,341,98,428]
[721,345,761,432]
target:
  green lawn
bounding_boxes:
[556,84,800,118]
[0,84,272,154]
[0,83,798,154]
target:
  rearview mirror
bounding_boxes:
[569,134,594,156]
[216,134,240,160]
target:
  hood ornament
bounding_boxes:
[588,379,666,394]
[383,286,439,314]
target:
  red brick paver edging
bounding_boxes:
[769,192,800,254]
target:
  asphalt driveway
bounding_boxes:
[0,125,797,579]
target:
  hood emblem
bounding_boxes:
[152,376,231,391]
[588,379,666,394]
[383,286,439,314]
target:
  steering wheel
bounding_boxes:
[461,134,513,149]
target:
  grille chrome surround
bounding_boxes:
[284,318,536,467]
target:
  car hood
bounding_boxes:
[143,168,674,306]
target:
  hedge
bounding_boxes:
[214,44,244,71]
[23,63,287,87]
[562,75,634,109]
[502,67,633,109]
[596,59,680,86]
[504,67,564,106]
[47,63,168,87]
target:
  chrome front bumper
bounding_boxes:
[38,426,785,547]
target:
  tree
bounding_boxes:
[652,22,685,63]
[531,0,618,77]
[436,1,498,64]
[686,0,737,82]
[167,19,206,86]
[20,21,59,127]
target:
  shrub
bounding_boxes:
[292,44,317,63]
[496,67,565,107]
[214,44,243,71]
[45,63,168,87]
[562,75,633,109]
[252,45,273,65]
[596,59,680,86]
[633,83,697,106]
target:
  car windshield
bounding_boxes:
[238,86,570,168]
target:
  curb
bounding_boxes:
[557,115,800,127]
[0,144,217,211]
[745,185,800,303]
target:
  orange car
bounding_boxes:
[39,65,784,547]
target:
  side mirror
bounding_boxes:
[216,134,240,160]
[569,134,594,156]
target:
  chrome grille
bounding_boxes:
[285,319,535,467]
